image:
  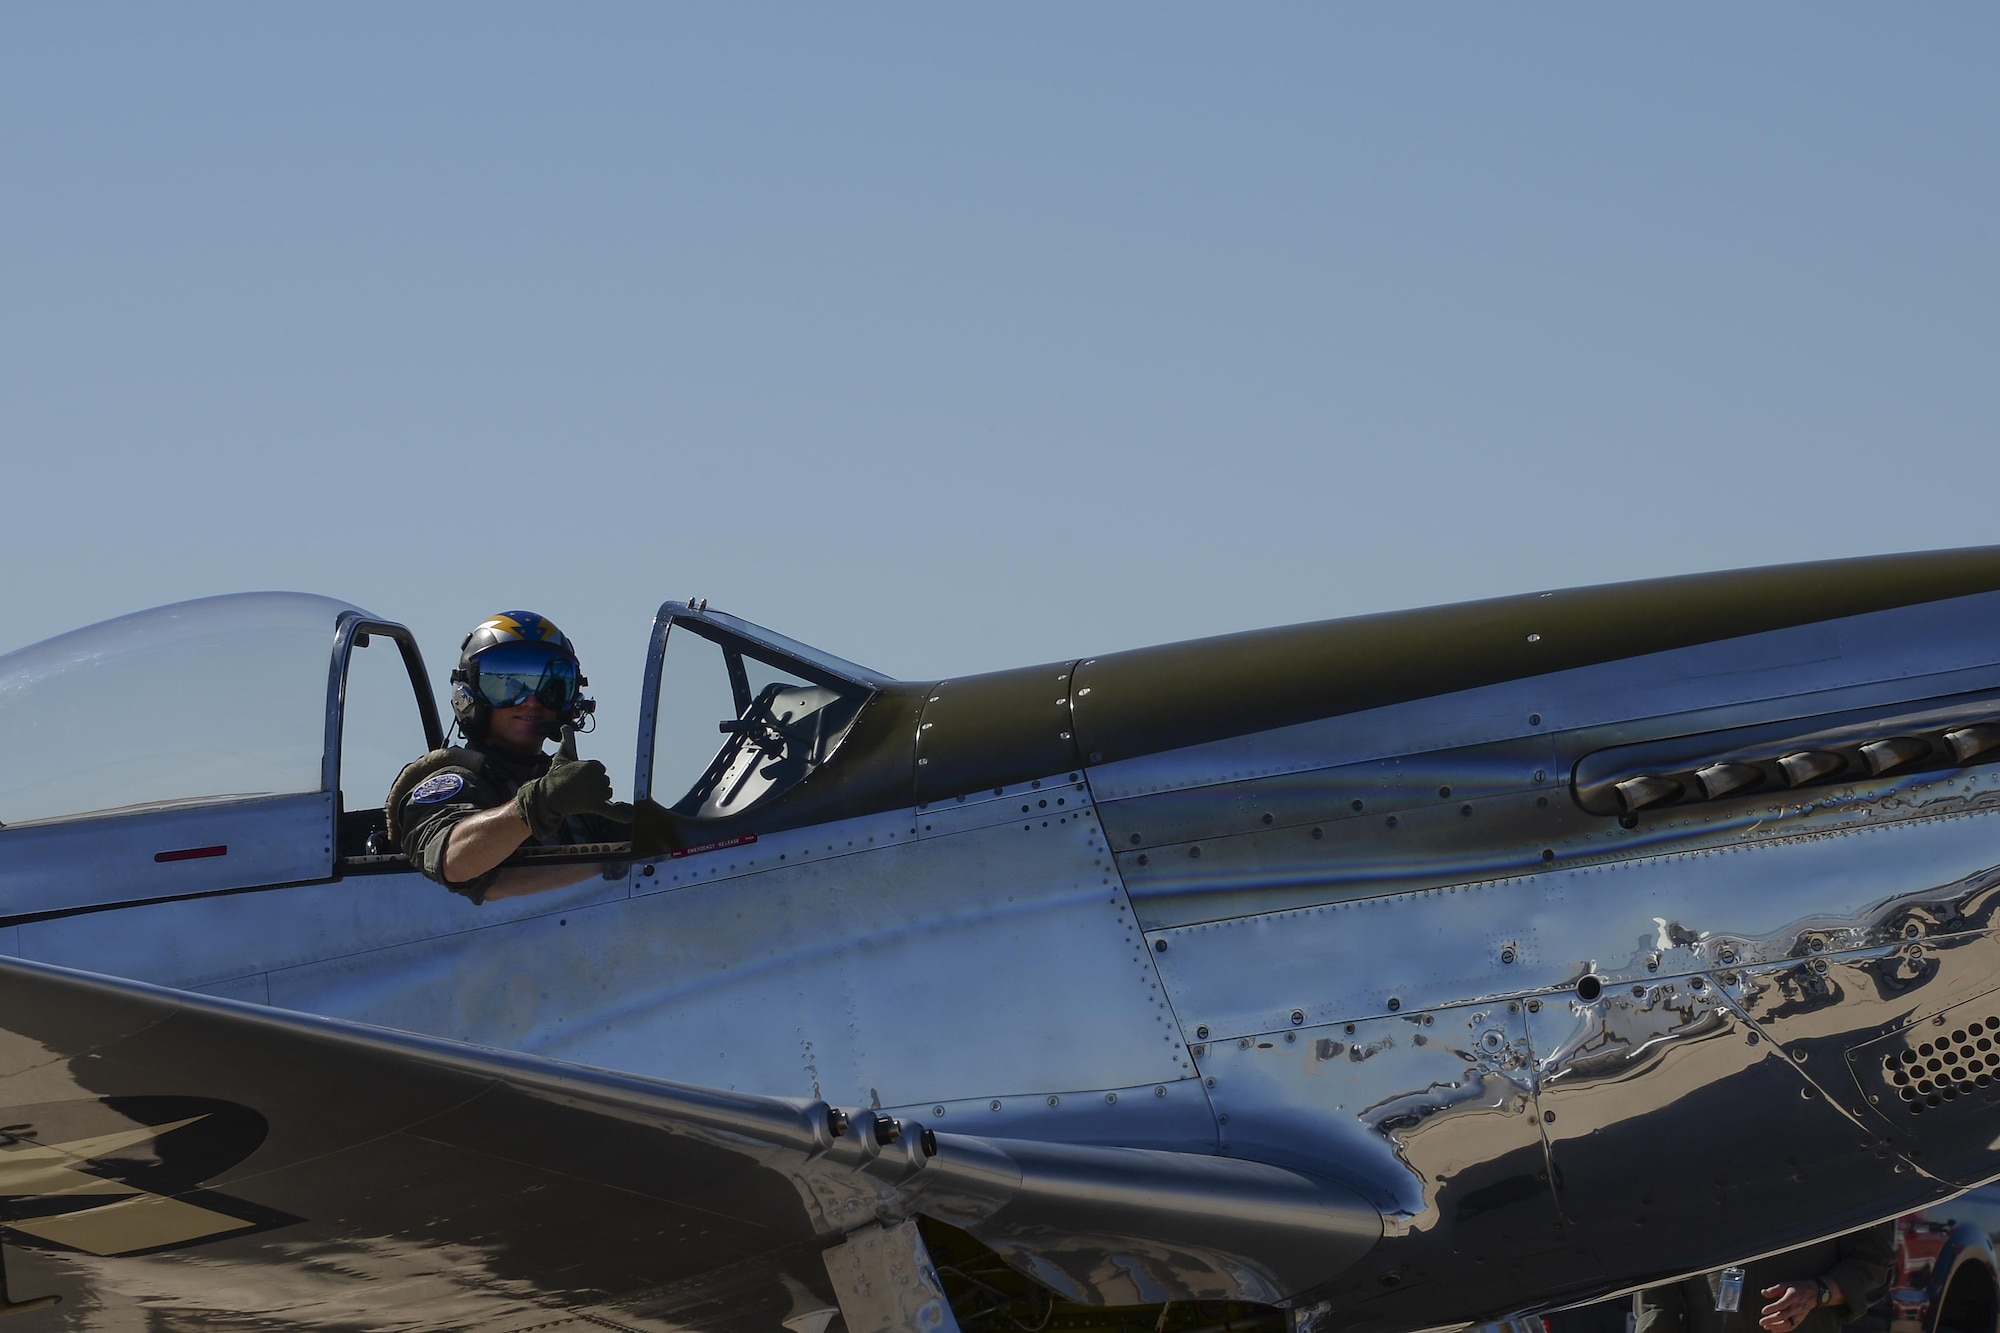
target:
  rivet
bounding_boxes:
[1351,799,1364,812]
[1218,1112,1229,1124]
[1438,786,1452,799]
[1312,826,1323,839]
[1105,1092,1118,1104]
[1154,939,1168,953]
[1089,752,1103,763]
[1530,714,1542,726]
[990,1100,1002,1111]
[934,1106,945,1116]
[642,864,655,876]
[1188,845,1201,858]
[1461,804,1473,817]
[1240,1037,1252,1048]
[1155,1085,1168,1096]
[1048,1096,1059,1107]
[1386,816,1399,829]
[1284,1032,1296,1043]
[1136,854,1149,866]
[1541,848,1555,862]
[1528,999,1542,1013]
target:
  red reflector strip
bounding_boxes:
[670,833,757,859]
[155,845,228,863]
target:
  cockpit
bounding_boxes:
[0,593,899,920]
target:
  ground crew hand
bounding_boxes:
[515,727,632,838]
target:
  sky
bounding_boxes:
[3,7,1996,788]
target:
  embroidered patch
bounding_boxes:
[409,772,466,804]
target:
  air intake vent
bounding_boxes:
[1880,1017,2000,1114]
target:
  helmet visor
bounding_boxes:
[470,641,580,712]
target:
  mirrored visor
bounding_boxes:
[472,642,580,711]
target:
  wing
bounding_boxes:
[0,956,1379,1333]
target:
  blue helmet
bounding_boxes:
[449,611,592,742]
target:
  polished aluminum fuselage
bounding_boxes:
[7,580,2000,1328]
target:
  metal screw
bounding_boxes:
[990,1100,1002,1111]
[1387,997,1401,1012]
[1501,947,1516,965]
[1155,1085,1167,1097]
[1047,1096,1059,1107]
[1105,1093,1117,1104]
[1196,1025,1209,1039]
[1154,939,1168,953]
[1291,1009,1305,1025]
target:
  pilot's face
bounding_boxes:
[486,698,555,756]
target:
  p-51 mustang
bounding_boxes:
[5,550,2000,1333]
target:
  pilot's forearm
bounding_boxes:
[441,803,534,883]
[481,862,601,901]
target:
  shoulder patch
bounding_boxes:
[409,772,467,805]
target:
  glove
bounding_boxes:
[515,728,634,839]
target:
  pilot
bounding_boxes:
[386,612,631,904]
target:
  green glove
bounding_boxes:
[515,728,633,839]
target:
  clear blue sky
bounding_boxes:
[4,7,1995,785]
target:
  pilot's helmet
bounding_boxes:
[449,611,592,742]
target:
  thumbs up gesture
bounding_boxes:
[515,726,634,838]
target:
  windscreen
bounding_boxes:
[648,618,871,818]
[0,593,353,826]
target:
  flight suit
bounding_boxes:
[388,744,626,904]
